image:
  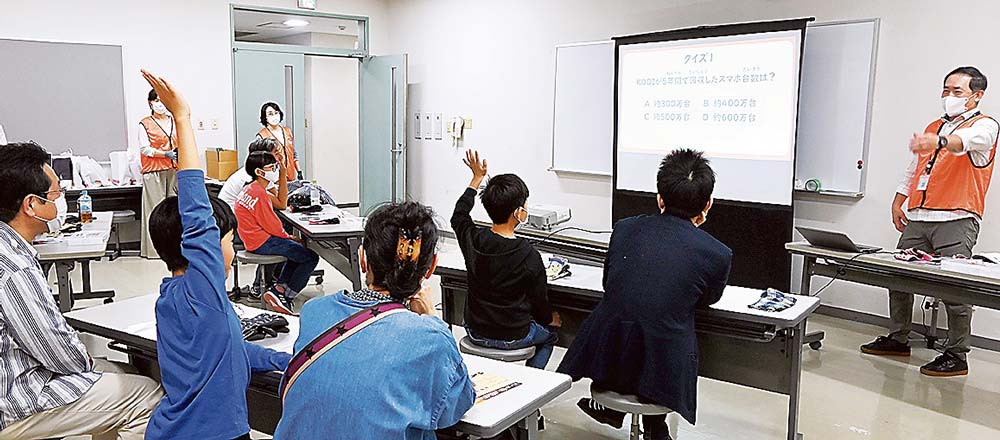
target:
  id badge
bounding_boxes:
[917,174,930,191]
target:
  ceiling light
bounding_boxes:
[283,19,309,27]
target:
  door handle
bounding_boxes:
[390,65,399,202]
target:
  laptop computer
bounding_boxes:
[795,226,882,254]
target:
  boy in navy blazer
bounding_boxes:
[558,149,732,440]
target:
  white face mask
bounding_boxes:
[151,101,168,115]
[514,207,528,229]
[267,114,281,126]
[260,168,280,184]
[942,95,971,118]
[32,194,68,234]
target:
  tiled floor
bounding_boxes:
[62,256,1000,440]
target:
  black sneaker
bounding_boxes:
[920,351,969,377]
[860,336,911,356]
[577,398,625,430]
[262,290,297,316]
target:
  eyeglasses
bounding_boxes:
[38,188,66,200]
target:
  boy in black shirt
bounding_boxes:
[450,150,560,369]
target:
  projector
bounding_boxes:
[526,204,572,230]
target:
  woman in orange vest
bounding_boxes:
[861,66,998,377]
[256,102,299,182]
[138,89,179,258]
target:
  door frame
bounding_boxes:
[229,4,370,58]
[229,4,370,184]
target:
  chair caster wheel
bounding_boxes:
[103,298,114,304]
[315,277,324,285]
[809,341,822,350]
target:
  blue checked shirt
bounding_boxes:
[0,221,100,430]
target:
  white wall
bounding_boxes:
[0,0,389,159]
[304,36,361,205]
[385,0,1000,340]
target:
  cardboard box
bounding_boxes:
[205,148,239,180]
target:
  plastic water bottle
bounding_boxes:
[78,190,93,224]
[309,180,321,207]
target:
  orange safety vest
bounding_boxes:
[139,116,177,174]
[257,126,299,181]
[907,113,998,217]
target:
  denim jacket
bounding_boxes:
[274,290,475,439]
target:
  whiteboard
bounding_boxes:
[549,19,880,195]
[550,41,614,176]
[794,19,879,196]
[0,38,128,160]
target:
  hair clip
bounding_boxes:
[396,229,422,263]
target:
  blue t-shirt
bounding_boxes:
[146,169,292,440]
[273,291,475,440]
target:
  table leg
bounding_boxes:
[511,409,540,440]
[799,256,815,296]
[787,322,805,440]
[55,262,74,313]
[348,237,363,291]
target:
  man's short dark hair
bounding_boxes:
[946,66,988,92]
[248,137,276,155]
[244,151,277,178]
[149,195,237,272]
[260,102,283,126]
[0,142,53,223]
[480,174,529,224]
[656,149,715,219]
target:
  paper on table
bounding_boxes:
[471,371,522,405]
[940,258,1000,279]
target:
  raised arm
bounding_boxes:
[451,150,487,236]
[142,70,226,308]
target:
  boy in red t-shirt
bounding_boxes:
[235,151,318,314]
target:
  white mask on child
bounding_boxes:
[267,114,281,126]
[260,168,281,184]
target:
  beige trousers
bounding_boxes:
[0,359,163,440]
[140,169,178,259]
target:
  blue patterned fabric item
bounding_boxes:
[748,288,797,312]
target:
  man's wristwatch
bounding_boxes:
[938,135,948,149]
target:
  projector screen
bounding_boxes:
[615,29,803,206]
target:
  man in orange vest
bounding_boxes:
[861,67,998,377]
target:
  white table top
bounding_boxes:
[34,212,113,261]
[787,242,1000,287]
[437,242,820,328]
[278,205,364,238]
[65,294,570,432]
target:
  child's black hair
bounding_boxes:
[363,201,438,301]
[248,137,277,155]
[480,174,529,225]
[244,151,277,179]
[656,149,716,219]
[149,195,237,272]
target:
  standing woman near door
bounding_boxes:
[256,102,299,182]
[139,89,179,258]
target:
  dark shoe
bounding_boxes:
[860,336,911,356]
[643,432,673,440]
[577,398,625,430]
[262,290,296,316]
[920,351,969,377]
